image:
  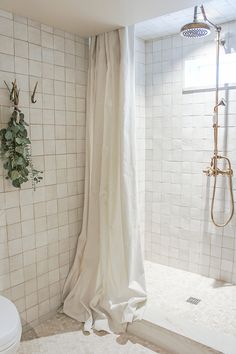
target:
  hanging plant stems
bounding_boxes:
[0,80,43,189]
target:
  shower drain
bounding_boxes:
[186,297,201,305]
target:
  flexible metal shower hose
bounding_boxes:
[210,156,234,227]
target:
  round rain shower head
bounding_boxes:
[180,22,211,38]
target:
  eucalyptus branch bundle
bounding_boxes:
[0,80,43,189]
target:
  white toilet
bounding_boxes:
[0,296,22,354]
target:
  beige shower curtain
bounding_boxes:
[62,26,146,333]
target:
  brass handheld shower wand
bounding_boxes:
[181,5,234,227]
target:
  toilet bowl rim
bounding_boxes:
[0,321,21,353]
[0,297,22,352]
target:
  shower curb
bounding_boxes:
[127,307,236,354]
[128,319,221,354]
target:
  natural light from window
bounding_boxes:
[184,52,236,89]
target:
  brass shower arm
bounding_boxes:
[200,5,221,32]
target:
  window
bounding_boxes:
[184,52,236,89]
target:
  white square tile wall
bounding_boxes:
[135,37,146,246]
[0,9,88,328]
[143,20,236,284]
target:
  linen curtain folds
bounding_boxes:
[63,26,146,333]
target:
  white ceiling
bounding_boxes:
[136,0,236,40]
[0,0,208,37]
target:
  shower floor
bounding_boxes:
[145,260,236,337]
[130,261,236,354]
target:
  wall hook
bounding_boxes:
[4,79,20,107]
[31,81,38,104]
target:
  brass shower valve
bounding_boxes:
[203,167,233,177]
[203,167,216,176]
[203,154,233,177]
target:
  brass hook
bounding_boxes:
[4,79,20,107]
[31,81,38,104]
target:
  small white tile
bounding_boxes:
[15,39,28,58]
[54,50,64,66]
[32,140,44,155]
[0,34,13,54]
[6,207,21,224]
[8,239,22,257]
[65,39,75,54]
[0,53,14,72]
[54,66,64,81]
[43,63,54,79]
[30,124,43,140]
[30,108,43,124]
[15,56,28,74]
[29,60,42,77]
[43,125,55,140]
[5,191,19,208]
[0,274,10,291]
[43,94,54,110]
[0,17,13,37]
[42,47,53,64]
[54,80,65,96]
[53,35,65,51]
[29,44,42,61]
[20,205,34,221]
[28,26,41,45]
[22,220,35,237]
[42,79,54,94]
[9,254,23,272]
[55,95,65,110]
[14,21,27,41]
[41,31,53,49]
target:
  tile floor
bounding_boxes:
[20,313,170,354]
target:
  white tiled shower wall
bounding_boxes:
[144,20,236,283]
[135,37,146,243]
[0,9,88,327]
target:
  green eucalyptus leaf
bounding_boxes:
[12,111,17,120]
[18,125,24,132]
[16,156,24,165]
[15,146,24,154]
[5,130,13,140]
[15,137,23,144]
[12,125,20,134]
[4,151,10,158]
[12,179,20,188]
[11,170,20,180]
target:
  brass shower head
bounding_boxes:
[180,5,211,38]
